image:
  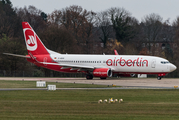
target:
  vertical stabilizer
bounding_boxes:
[22,22,49,55]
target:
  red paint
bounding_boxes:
[93,68,111,77]
[114,50,119,55]
[158,73,166,76]
[106,59,113,66]
[106,57,148,67]
[126,59,132,66]
[119,57,126,66]
[142,60,148,67]
[22,22,49,55]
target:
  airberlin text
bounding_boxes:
[106,57,148,67]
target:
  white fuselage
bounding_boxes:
[50,53,176,74]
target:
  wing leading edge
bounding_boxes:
[3,53,30,58]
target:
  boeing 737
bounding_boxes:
[4,22,177,80]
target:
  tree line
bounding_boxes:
[0,0,179,77]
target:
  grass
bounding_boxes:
[0,80,113,88]
[0,80,36,88]
[0,80,179,119]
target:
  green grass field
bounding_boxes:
[0,80,112,88]
[0,80,179,120]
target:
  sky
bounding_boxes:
[11,0,179,23]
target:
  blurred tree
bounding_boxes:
[110,7,135,45]
[40,24,77,54]
[48,5,96,53]
[96,11,113,48]
[83,11,97,53]
[0,0,21,38]
[0,34,28,76]
[141,13,163,55]
[138,47,149,55]
[41,12,47,22]
[15,5,47,31]
[171,17,179,77]
[106,39,124,54]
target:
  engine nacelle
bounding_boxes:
[93,68,112,78]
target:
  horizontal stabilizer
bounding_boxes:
[3,53,30,58]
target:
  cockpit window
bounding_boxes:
[161,61,170,64]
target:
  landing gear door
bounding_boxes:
[151,59,156,68]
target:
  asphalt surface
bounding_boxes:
[0,77,178,90]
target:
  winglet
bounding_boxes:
[114,50,119,55]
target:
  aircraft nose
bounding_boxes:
[170,64,177,72]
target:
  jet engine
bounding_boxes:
[93,68,112,78]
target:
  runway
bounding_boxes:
[0,86,175,91]
[0,77,178,90]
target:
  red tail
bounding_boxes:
[22,22,49,55]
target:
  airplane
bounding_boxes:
[3,22,177,80]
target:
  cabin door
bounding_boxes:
[151,59,156,68]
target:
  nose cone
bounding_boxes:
[170,64,177,72]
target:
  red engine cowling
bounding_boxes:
[93,68,112,77]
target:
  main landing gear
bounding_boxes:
[85,74,107,80]
[86,74,93,80]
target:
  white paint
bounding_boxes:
[47,85,56,90]
[36,81,46,87]
[138,74,147,78]
[23,28,37,51]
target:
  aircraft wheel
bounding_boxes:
[157,76,161,80]
[86,74,93,80]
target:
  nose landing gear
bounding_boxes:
[157,76,161,80]
[157,73,166,80]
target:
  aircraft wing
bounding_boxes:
[3,53,94,69]
[3,53,30,58]
[40,62,95,69]
[36,61,114,73]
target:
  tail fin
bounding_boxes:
[22,22,49,55]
